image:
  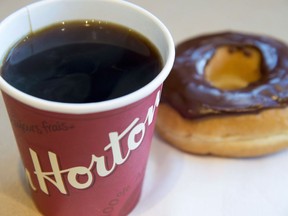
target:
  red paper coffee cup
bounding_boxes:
[0,1,175,216]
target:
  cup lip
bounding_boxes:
[0,0,175,114]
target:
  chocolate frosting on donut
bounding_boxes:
[162,31,288,119]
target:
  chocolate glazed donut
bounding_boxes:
[156,31,288,157]
[162,32,288,119]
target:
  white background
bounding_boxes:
[1,0,288,215]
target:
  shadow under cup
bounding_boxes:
[0,1,175,216]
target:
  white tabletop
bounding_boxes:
[1,0,288,215]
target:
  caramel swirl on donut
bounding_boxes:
[162,32,288,119]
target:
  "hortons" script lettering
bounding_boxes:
[25,91,161,195]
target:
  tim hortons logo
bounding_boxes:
[25,91,161,195]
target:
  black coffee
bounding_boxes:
[1,20,162,103]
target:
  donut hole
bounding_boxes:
[204,45,263,90]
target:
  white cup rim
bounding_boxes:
[0,0,175,114]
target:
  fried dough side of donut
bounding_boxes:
[156,104,288,157]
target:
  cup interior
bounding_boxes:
[0,0,175,114]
